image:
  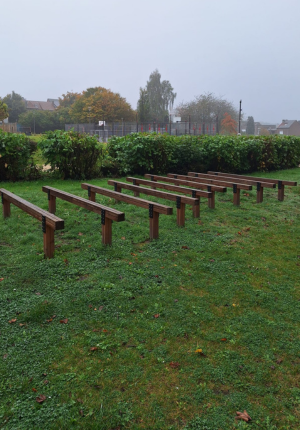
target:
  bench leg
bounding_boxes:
[43,227,55,259]
[151,179,157,189]
[233,188,240,206]
[89,191,96,202]
[134,184,140,197]
[257,187,264,203]
[102,218,112,245]
[208,191,215,209]
[3,198,11,218]
[177,202,185,227]
[149,212,159,239]
[114,186,121,204]
[48,195,56,214]
[193,199,200,218]
[278,184,284,201]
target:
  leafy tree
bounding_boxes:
[177,92,238,132]
[137,88,151,122]
[68,87,136,123]
[246,116,255,134]
[18,110,63,134]
[221,112,237,135]
[260,127,270,136]
[0,99,9,121]
[2,91,26,123]
[137,70,176,123]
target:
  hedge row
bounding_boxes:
[0,129,38,181]
[105,133,300,175]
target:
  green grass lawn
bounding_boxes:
[0,168,299,429]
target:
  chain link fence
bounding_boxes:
[65,121,218,142]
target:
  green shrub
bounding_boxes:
[38,130,104,179]
[105,133,300,176]
[0,129,38,181]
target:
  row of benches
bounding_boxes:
[1,172,297,258]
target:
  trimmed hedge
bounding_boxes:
[38,130,104,180]
[0,129,38,181]
[106,133,300,175]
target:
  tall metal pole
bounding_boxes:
[238,100,242,134]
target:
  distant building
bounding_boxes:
[169,108,181,123]
[25,99,59,111]
[255,122,277,135]
[275,120,300,136]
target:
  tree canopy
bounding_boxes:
[2,91,26,123]
[0,99,9,121]
[177,92,238,131]
[137,70,176,123]
[246,116,255,135]
[221,112,237,135]
[57,87,136,123]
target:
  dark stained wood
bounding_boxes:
[107,180,198,225]
[149,211,159,239]
[43,228,55,259]
[107,180,199,205]
[126,177,213,198]
[81,184,173,215]
[144,174,227,193]
[207,171,297,186]
[102,218,112,246]
[1,188,64,259]
[188,172,276,189]
[43,186,125,222]
[1,189,64,230]
[278,184,285,201]
[168,173,252,191]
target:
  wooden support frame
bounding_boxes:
[107,180,198,225]
[207,171,297,202]
[42,186,124,246]
[81,183,172,240]
[144,174,226,209]
[1,188,64,259]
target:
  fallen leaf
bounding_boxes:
[36,395,47,403]
[60,319,68,324]
[43,380,49,384]
[169,361,180,369]
[35,292,41,296]
[3,354,8,359]
[235,410,251,422]
[121,236,125,240]
[8,319,17,324]
[153,314,160,318]
[88,304,93,308]
[181,245,189,249]
[276,358,283,364]
[221,338,227,341]
[98,306,104,311]
[77,398,83,403]
[79,409,84,416]
[64,258,69,265]
[103,329,108,332]
[243,193,250,197]
[47,318,53,323]
[0,278,4,282]
[90,347,98,351]
[78,232,83,236]
[238,231,242,235]
[19,323,26,327]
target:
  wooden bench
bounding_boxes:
[81,183,172,240]
[207,171,298,201]
[144,174,227,209]
[126,177,212,218]
[107,180,199,226]
[167,173,252,206]
[1,188,64,259]
[42,186,125,246]
[188,171,276,203]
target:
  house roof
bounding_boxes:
[26,100,57,111]
[277,120,297,129]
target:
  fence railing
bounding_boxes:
[65,121,218,142]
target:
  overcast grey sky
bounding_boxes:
[1,0,299,123]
